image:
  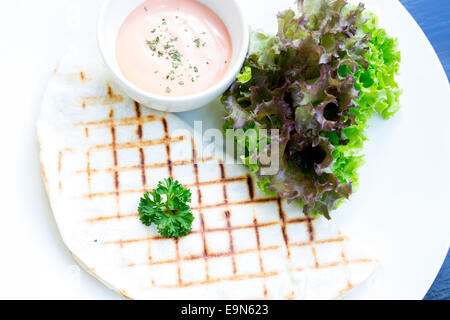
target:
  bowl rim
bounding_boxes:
[97,0,249,103]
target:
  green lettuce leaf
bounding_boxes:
[221,0,401,218]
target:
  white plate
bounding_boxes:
[0,0,448,299]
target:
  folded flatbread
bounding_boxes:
[37,48,377,299]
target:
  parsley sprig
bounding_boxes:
[138,178,194,238]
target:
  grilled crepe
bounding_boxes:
[37,48,377,300]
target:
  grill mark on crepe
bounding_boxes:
[109,108,121,218]
[84,194,280,213]
[134,102,146,187]
[58,151,63,191]
[138,149,146,186]
[339,234,353,291]
[192,138,210,281]
[253,217,268,298]
[134,103,142,132]
[174,237,182,286]
[151,255,372,291]
[247,175,254,200]
[57,148,73,191]
[73,114,159,129]
[224,211,237,274]
[101,220,281,237]
[311,247,319,269]
[101,219,338,246]
[277,198,291,258]
[69,71,91,82]
[58,152,63,173]
[162,118,173,177]
[306,216,314,242]
[86,136,186,153]
[86,150,92,199]
[105,83,124,106]
[159,270,279,289]
[77,163,238,179]
[137,244,282,266]
[321,258,374,270]
[76,83,124,108]
[289,236,347,248]
[58,149,74,173]
[107,84,113,98]
[111,235,366,268]
[305,216,319,268]
[219,162,237,274]
[78,95,125,107]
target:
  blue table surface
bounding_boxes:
[398,0,449,300]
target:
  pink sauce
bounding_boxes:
[116,0,232,97]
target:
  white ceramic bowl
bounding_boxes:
[98,0,248,112]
